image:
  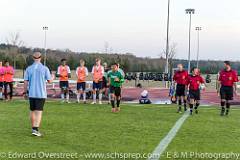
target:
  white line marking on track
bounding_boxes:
[148,111,189,160]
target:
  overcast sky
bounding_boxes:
[0,0,240,60]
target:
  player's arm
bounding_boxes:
[85,67,89,77]
[67,66,71,78]
[56,67,61,77]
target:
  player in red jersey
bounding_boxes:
[186,67,205,115]
[173,64,189,113]
[218,61,238,116]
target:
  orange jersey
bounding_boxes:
[4,66,14,82]
[0,67,5,82]
[92,65,104,83]
[57,65,71,81]
[76,66,88,83]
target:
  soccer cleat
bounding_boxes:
[61,100,65,103]
[32,130,42,137]
[91,102,96,104]
[116,107,120,112]
[76,100,80,103]
[66,101,71,104]
[184,106,187,112]
[83,101,87,104]
[99,101,102,105]
[177,107,182,113]
[111,108,116,112]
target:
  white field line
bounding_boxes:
[148,111,189,160]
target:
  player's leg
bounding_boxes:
[92,82,97,104]
[65,82,70,103]
[110,86,116,112]
[225,87,233,115]
[115,87,121,112]
[4,82,8,100]
[177,96,182,113]
[82,82,86,103]
[220,86,226,116]
[194,90,201,114]
[60,82,65,102]
[188,90,195,115]
[0,82,3,100]
[76,83,80,103]
[98,82,103,104]
[9,82,13,100]
[183,87,187,111]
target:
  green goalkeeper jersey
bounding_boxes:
[108,70,124,87]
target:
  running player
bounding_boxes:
[173,64,188,113]
[56,59,71,103]
[91,58,104,104]
[218,61,238,116]
[0,61,4,100]
[186,67,205,115]
[108,63,124,112]
[23,52,52,136]
[76,59,88,103]
[4,61,14,101]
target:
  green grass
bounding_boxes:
[161,107,240,160]
[1,101,240,160]
[0,101,180,160]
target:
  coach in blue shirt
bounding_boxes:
[23,52,52,137]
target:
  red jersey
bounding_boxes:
[219,69,238,87]
[173,70,188,85]
[187,75,204,90]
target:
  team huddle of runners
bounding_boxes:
[173,61,238,116]
[1,52,238,137]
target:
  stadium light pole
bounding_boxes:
[196,26,202,68]
[185,9,195,73]
[43,26,48,66]
[164,0,171,88]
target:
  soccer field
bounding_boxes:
[0,101,240,160]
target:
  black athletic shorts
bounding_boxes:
[93,81,103,90]
[60,81,69,89]
[220,86,233,101]
[189,89,200,100]
[102,77,108,88]
[176,84,186,97]
[29,98,46,111]
[77,82,86,91]
[110,86,121,96]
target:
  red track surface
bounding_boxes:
[13,84,240,105]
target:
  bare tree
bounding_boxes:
[161,42,177,71]
[6,31,24,68]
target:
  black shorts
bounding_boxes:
[176,84,186,97]
[77,82,86,91]
[0,82,3,88]
[102,78,108,88]
[220,86,233,100]
[93,82,103,90]
[60,81,69,89]
[110,86,121,96]
[189,89,200,100]
[29,98,46,111]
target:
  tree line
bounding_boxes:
[0,43,239,74]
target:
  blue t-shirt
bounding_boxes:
[24,62,51,99]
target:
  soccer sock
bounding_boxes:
[66,94,69,101]
[226,103,230,112]
[83,92,86,101]
[99,93,102,102]
[111,100,115,108]
[221,101,226,111]
[195,103,200,110]
[61,94,64,100]
[189,104,193,112]
[178,99,182,106]
[32,127,38,131]
[117,99,120,107]
[77,93,80,102]
[108,94,111,102]
[0,92,2,98]
[184,100,187,107]
[93,93,96,102]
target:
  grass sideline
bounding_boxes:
[0,101,240,160]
